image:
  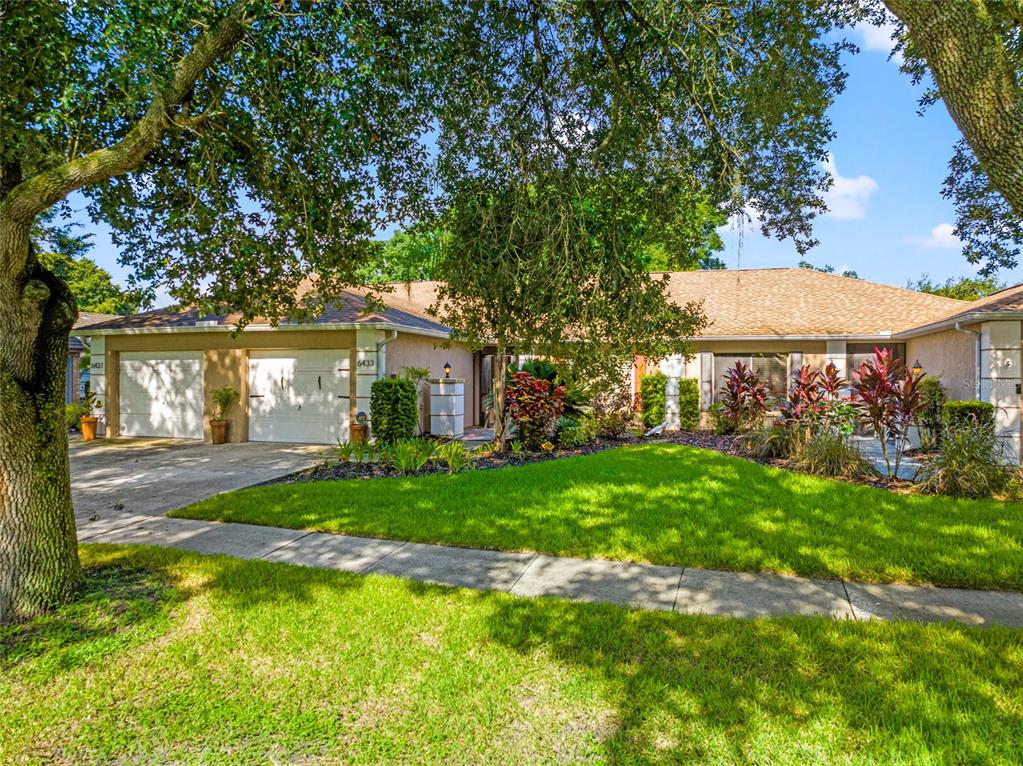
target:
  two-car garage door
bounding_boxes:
[118,349,350,444]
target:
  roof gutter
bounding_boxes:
[73,321,451,341]
[954,321,982,400]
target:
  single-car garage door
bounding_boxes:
[248,350,350,444]
[119,351,204,439]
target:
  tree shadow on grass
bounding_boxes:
[479,591,1023,765]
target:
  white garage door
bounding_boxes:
[119,351,204,439]
[248,350,350,444]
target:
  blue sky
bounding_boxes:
[67,21,1020,303]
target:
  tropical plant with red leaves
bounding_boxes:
[851,347,926,479]
[782,362,856,438]
[505,371,567,450]
[718,361,768,433]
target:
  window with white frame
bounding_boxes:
[713,353,788,403]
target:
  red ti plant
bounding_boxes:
[505,371,567,450]
[851,347,925,479]
[781,365,825,423]
[720,361,768,432]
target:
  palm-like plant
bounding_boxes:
[851,348,925,479]
[719,361,768,432]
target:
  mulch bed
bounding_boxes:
[262,429,913,493]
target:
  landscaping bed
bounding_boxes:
[7,545,1021,765]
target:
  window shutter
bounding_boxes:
[788,352,802,391]
[700,352,713,411]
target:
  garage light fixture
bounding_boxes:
[443,361,452,379]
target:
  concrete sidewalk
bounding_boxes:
[76,514,1023,628]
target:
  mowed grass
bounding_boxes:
[2,545,1021,765]
[173,444,1023,590]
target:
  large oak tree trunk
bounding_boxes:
[0,220,80,624]
[885,0,1023,219]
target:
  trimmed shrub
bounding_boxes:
[640,373,667,429]
[917,422,1007,498]
[708,403,732,435]
[916,377,946,450]
[678,378,700,431]
[943,400,995,433]
[65,402,89,431]
[370,378,418,444]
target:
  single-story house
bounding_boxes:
[76,268,1023,460]
[67,311,119,404]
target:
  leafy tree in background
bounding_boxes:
[361,229,449,284]
[874,1,1023,273]
[907,273,1004,301]
[0,0,858,621]
[798,260,860,279]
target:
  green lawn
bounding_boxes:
[173,443,1023,590]
[2,546,1020,765]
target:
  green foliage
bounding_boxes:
[908,273,1004,301]
[210,386,240,422]
[388,439,435,475]
[360,230,449,283]
[708,403,732,436]
[791,431,873,479]
[640,374,668,429]
[942,401,995,433]
[336,441,355,464]
[556,415,597,449]
[400,366,430,385]
[509,440,524,456]
[590,386,637,439]
[916,378,946,450]
[510,360,588,418]
[677,378,701,431]
[917,424,1008,499]
[65,402,88,431]
[370,379,418,444]
[435,441,472,474]
[798,260,858,279]
[741,424,793,460]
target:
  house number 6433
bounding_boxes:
[357,359,375,368]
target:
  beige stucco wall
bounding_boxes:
[906,328,977,402]
[385,335,478,428]
[204,348,248,442]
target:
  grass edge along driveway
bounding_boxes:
[4,545,1022,765]
[172,443,1023,591]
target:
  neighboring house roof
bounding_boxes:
[69,311,120,352]
[656,269,967,338]
[76,289,450,337]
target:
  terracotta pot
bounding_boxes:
[80,416,99,441]
[210,420,230,444]
[350,424,368,444]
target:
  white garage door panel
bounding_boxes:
[118,352,203,439]
[248,350,350,444]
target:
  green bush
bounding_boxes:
[436,441,473,474]
[678,378,700,431]
[639,373,667,429]
[370,378,418,444]
[557,415,597,448]
[943,400,995,433]
[792,431,873,479]
[917,423,1008,498]
[916,377,946,450]
[708,403,732,435]
[65,402,89,431]
[741,424,793,460]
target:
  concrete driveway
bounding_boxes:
[71,438,329,525]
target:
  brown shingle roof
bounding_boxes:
[922,282,1023,327]
[658,268,967,337]
[73,311,120,330]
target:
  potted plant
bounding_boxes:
[79,389,101,441]
[210,386,240,444]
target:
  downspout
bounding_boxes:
[375,330,399,379]
[954,322,982,400]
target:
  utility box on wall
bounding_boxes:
[429,378,464,437]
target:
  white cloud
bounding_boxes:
[822,154,878,220]
[857,19,904,64]
[907,222,963,250]
[716,203,762,235]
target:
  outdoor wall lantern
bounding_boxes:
[443,361,452,379]
[911,360,923,376]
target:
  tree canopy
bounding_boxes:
[907,273,1004,301]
